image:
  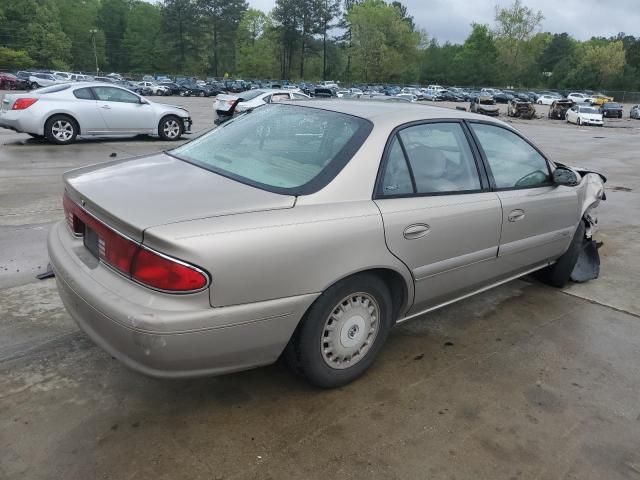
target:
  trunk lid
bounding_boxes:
[214,94,239,112]
[63,152,296,241]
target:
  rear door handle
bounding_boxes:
[508,209,526,222]
[403,224,430,239]
[100,105,111,110]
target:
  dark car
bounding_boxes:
[204,82,226,96]
[225,81,245,93]
[313,87,336,98]
[0,72,29,90]
[178,82,209,97]
[600,102,623,118]
[160,82,182,95]
[493,92,514,104]
[438,90,464,102]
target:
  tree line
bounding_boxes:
[1,0,639,91]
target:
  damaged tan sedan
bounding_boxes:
[49,101,606,388]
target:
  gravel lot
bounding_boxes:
[1,93,640,480]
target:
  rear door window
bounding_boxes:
[398,123,481,194]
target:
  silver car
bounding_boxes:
[48,101,606,387]
[0,82,192,144]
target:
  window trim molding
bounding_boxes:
[373,118,490,200]
[464,119,555,192]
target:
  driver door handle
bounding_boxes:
[508,209,526,222]
[100,105,111,110]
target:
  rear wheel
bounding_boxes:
[45,115,78,145]
[158,115,183,141]
[285,273,393,388]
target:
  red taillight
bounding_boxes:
[62,192,208,292]
[12,98,38,110]
[131,248,208,292]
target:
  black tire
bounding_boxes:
[199,91,205,97]
[44,114,78,145]
[535,221,585,288]
[158,115,183,141]
[285,273,393,388]
[577,118,581,126]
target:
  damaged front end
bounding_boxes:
[567,166,607,282]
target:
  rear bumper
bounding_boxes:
[48,221,317,378]
[0,109,42,135]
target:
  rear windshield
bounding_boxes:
[579,107,599,114]
[604,103,621,108]
[170,104,372,195]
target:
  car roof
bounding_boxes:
[280,99,508,128]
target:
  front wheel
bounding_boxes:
[158,115,183,141]
[285,273,393,388]
[577,118,581,126]
[45,115,78,145]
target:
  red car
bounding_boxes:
[0,72,29,90]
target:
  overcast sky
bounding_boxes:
[248,0,640,44]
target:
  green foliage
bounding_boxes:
[122,2,163,73]
[493,0,544,84]
[0,0,638,91]
[97,0,129,71]
[453,24,499,86]
[347,0,420,83]
[0,47,35,70]
[236,9,279,78]
[199,0,248,77]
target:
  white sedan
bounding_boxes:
[536,94,560,105]
[565,105,603,126]
[137,81,170,96]
[0,82,192,144]
[567,92,595,104]
[215,89,310,117]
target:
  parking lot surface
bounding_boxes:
[1,94,640,480]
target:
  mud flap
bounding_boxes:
[570,238,600,282]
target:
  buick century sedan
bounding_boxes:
[49,101,605,387]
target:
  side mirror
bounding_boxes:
[553,166,580,186]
